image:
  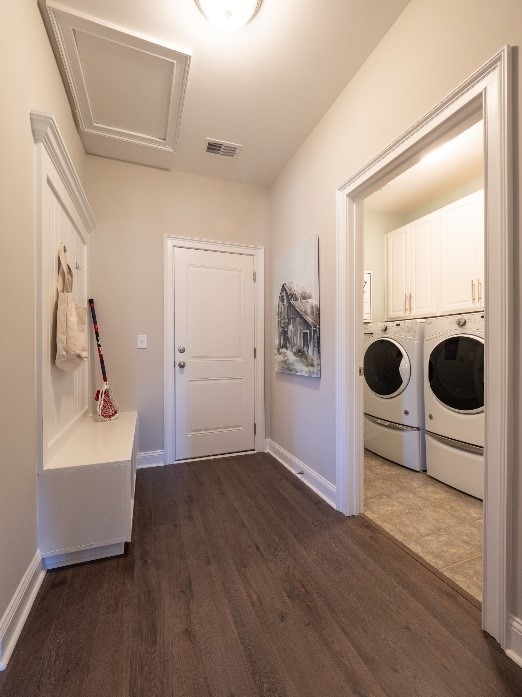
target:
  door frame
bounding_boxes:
[164,236,265,464]
[335,46,512,647]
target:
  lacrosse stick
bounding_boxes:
[88,298,119,420]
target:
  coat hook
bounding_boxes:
[75,262,82,270]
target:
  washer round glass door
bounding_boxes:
[428,334,484,413]
[364,338,410,398]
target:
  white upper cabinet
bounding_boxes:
[386,225,409,318]
[386,214,438,319]
[438,189,484,313]
[409,215,439,317]
[385,189,483,319]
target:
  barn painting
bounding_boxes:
[274,236,320,377]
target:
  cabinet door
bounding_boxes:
[386,226,409,319]
[438,193,480,313]
[409,214,438,317]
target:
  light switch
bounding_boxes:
[137,335,147,349]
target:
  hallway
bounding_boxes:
[1,453,521,696]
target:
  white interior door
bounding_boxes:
[174,247,256,460]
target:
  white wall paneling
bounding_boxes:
[336,47,513,647]
[31,111,96,470]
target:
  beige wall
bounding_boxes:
[0,1,85,619]
[269,0,522,613]
[85,157,270,457]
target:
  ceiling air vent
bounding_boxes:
[205,139,242,158]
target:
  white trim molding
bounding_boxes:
[137,450,166,469]
[335,46,513,649]
[30,111,96,234]
[0,552,45,671]
[266,439,337,508]
[506,615,522,669]
[164,236,265,465]
[43,542,125,570]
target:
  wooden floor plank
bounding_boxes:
[1,453,522,697]
[196,464,387,697]
[235,455,519,695]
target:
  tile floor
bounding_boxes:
[364,449,483,603]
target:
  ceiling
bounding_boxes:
[364,121,484,215]
[40,0,411,186]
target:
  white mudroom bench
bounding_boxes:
[39,411,138,569]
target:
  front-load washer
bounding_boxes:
[424,311,485,498]
[363,320,425,471]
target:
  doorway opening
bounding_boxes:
[336,47,512,647]
[362,118,485,605]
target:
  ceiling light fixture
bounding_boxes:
[195,0,263,32]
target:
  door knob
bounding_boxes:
[178,346,185,353]
[178,361,186,369]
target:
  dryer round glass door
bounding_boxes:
[363,338,411,398]
[428,334,484,413]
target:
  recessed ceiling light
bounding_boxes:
[195,0,263,32]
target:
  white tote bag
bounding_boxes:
[55,244,88,373]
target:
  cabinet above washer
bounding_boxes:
[385,189,484,320]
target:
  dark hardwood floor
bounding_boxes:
[2,452,522,696]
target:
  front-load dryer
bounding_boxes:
[424,312,485,498]
[363,320,425,471]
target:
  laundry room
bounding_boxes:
[361,119,485,604]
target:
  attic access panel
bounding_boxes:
[40,1,191,165]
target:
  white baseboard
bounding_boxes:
[0,552,45,671]
[506,614,522,669]
[266,439,336,508]
[137,450,165,469]
[43,541,125,569]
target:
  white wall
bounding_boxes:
[0,0,86,622]
[85,157,270,458]
[404,177,484,223]
[269,0,522,615]
[364,211,406,322]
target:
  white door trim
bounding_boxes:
[164,236,265,464]
[335,46,513,647]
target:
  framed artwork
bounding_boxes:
[274,235,320,377]
[363,271,372,322]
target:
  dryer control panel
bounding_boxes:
[425,311,484,338]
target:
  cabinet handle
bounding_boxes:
[404,293,407,313]
[471,279,476,303]
[409,293,412,312]
[478,279,482,303]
